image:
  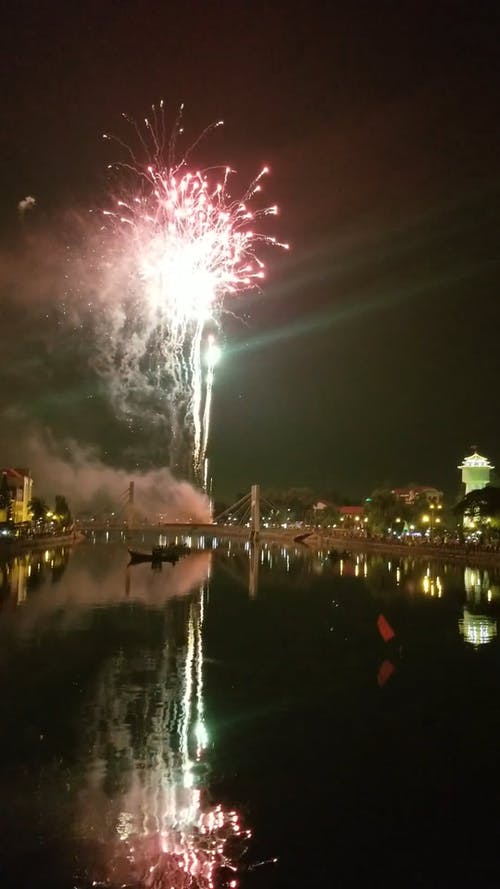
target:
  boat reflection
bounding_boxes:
[0,550,212,628]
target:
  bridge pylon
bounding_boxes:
[126,481,136,527]
[250,484,260,542]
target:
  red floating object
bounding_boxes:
[377,613,395,642]
[377,659,395,687]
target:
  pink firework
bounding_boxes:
[102,103,288,484]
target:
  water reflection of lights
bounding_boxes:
[80,583,248,889]
[349,555,368,579]
[422,567,443,597]
[459,608,497,646]
[0,548,69,607]
[458,566,498,647]
[336,554,368,579]
[331,552,450,598]
[463,566,497,603]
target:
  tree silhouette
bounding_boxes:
[54,495,72,528]
[454,485,500,525]
[0,474,12,522]
[29,496,48,523]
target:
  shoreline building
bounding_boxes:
[0,468,33,525]
[458,451,494,495]
[392,485,443,506]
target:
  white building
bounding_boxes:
[458,451,494,495]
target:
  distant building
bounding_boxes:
[0,468,33,525]
[459,451,494,495]
[392,486,443,506]
[339,505,365,528]
[312,501,366,529]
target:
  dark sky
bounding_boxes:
[1,0,499,501]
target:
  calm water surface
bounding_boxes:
[0,536,499,888]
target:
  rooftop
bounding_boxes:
[458,452,494,469]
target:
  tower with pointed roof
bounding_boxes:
[458,451,494,495]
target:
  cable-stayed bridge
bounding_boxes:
[77,484,299,544]
[77,484,318,600]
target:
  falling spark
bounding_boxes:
[102,103,288,484]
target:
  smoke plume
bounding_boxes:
[0,425,211,521]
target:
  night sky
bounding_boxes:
[1,1,499,502]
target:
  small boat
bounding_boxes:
[128,543,191,565]
[328,548,351,562]
[293,531,313,544]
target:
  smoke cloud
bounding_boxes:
[5,550,212,637]
[0,424,211,521]
[0,202,224,493]
[0,215,181,472]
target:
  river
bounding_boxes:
[0,534,499,887]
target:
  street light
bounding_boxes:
[430,503,436,537]
[423,503,442,537]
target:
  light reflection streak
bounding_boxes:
[459,566,498,646]
[0,548,70,608]
[76,557,247,888]
[324,548,499,648]
[195,590,208,759]
[459,609,497,646]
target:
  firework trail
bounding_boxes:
[102,102,288,485]
[201,335,221,490]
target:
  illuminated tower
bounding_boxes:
[458,451,494,495]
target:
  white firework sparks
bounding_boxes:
[102,102,288,484]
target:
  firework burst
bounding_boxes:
[102,102,288,485]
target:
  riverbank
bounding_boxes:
[0,531,85,556]
[298,531,500,565]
